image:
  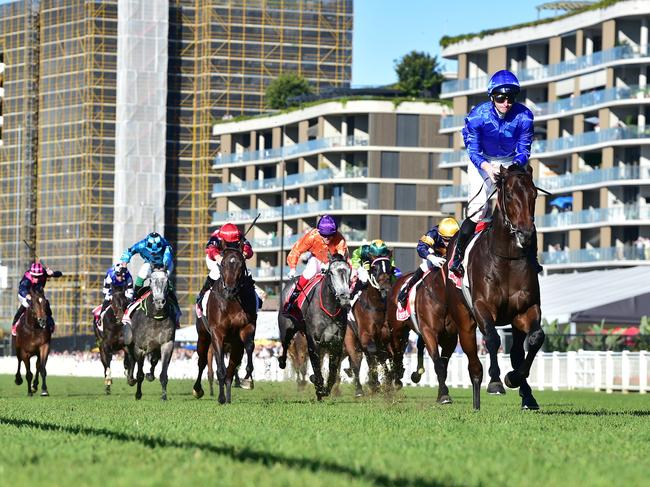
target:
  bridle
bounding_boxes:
[218,248,246,297]
[368,257,391,290]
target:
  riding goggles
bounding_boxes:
[493,93,515,103]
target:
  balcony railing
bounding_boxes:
[213,135,370,167]
[250,229,367,252]
[537,165,650,192]
[438,184,468,201]
[536,203,650,229]
[442,44,646,96]
[541,245,650,266]
[440,85,650,131]
[212,196,369,224]
[212,166,368,194]
[441,126,650,167]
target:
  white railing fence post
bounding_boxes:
[552,352,560,391]
[639,350,648,394]
[621,350,630,393]
[605,351,614,394]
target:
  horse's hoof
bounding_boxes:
[309,374,316,385]
[15,377,23,386]
[28,392,33,397]
[355,389,364,398]
[127,378,137,387]
[437,395,453,405]
[278,357,286,369]
[135,393,142,401]
[521,394,540,410]
[105,387,111,395]
[410,371,422,384]
[344,367,353,378]
[395,380,403,390]
[40,390,49,397]
[145,373,155,382]
[218,396,226,405]
[240,379,253,390]
[504,371,522,389]
[192,388,204,399]
[487,381,506,395]
[161,395,167,401]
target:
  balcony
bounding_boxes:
[442,44,647,97]
[440,126,650,168]
[250,229,367,253]
[536,203,650,231]
[212,196,369,225]
[541,245,650,268]
[212,166,368,196]
[440,85,650,133]
[438,184,468,203]
[213,135,370,168]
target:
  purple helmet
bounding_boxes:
[317,215,338,237]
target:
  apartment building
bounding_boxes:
[439,0,650,272]
[211,99,452,292]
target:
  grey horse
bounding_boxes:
[278,253,351,400]
[125,268,176,401]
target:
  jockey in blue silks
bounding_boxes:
[449,69,542,277]
[100,264,134,314]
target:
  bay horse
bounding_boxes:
[345,256,393,397]
[94,286,130,394]
[277,253,351,400]
[386,267,458,404]
[446,164,544,410]
[14,287,52,397]
[205,336,255,396]
[288,331,309,390]
[125,268,176,400]
[192,247,257,404]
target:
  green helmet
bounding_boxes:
[369,239,389,257]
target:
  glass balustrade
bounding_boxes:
[541,245,648,266]
[212,196,369,223]
[536,203,650,229]
[213,135,369,167]
[212,167,369,194]
[250,228,366,251]
[438,185,468,200]
[442,44,643,95]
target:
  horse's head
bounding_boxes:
[110,286,129,320]
[325,253,351,307]
[495,165,538,248]
[220,247,246,300]
[29,288,48,328]
[149,268,169,310]
[369,257,393,299]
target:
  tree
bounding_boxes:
[265,72,312,109]
[394,50,444,98]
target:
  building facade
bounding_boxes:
[0,0,352,336]
[439,0,650,272]
[211,99,452,292]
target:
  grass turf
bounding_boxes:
[0,375,648,486]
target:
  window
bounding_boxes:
[395,184,416,211]
[380,215,398,241]
[393,248,415,272]
[381,152,399,178]
[396,114,418,147]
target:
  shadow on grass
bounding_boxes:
[539,410,650,417]
[0,416,455,487]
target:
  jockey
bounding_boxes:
[196,222,254,310]
[12,261,63,332]
[398,217,459,307]
[350,239,397,294]
[450,69,542,277]
[99,263,134,316]
[283,215,349,313]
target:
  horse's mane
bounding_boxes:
[329,253,346,263]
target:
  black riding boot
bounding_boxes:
[450,219,477,277]
[132,284,143,301]
[398,267,424,307]
[196,276,215,308]
[12,305,25,326]
[530,230,543,274]
[284,282,305,313]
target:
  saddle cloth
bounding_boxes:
[448,220,489,289]
[121,291,151,325]
[395,269,433,330]
[283,274,324,323]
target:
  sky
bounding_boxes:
[352,0,562,86]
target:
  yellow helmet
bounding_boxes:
[371,239,385,247]
[438,217,460,238]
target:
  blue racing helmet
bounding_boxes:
[487,70,520,96]
[145,232,163,253]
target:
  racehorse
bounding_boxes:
[345,256,393,397]
[192,247,257,404]
[386,268,458,404]
[288,331,309,390]
[205,336,255,396]
[125,267,176,400]
[277,253,351,400]
[446,164,544,410]
[14,287,52,397]
[94,286,130,394]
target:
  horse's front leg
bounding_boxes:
[507,308,544,410]
[410,334,426,384]
[100,344,112,394]
[241,332,255,389]
[159,339,174,401]
[135,353,145,400]
[39,343,50,396]
[126,343,137,387]
[225,343,245,404]
[24,356,33,397]
[193,327,210,399]
[212,334,227,404]
[344,326,364,397]
[278,317,297,370]
[32,355,40,394]
[146,353,159,382]
[305,334,325,400]
[474,301,505,395]
[15,352,23,386]
[458,318,482,411]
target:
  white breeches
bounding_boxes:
[467,156,515,222]
[302,256,323,279]
[19,295,30,308]
[206,255,222,280]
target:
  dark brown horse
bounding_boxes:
[94,286,130,395]
[14,287,52,396]
[386,268,458,403]
[193,247,257,404]
[446,164,544,410]
[345,256,393,396]
[205,337,255,396]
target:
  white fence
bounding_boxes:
[1,350,647,393]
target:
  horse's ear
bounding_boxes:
[526,164,533,176]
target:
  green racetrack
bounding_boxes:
[0,375,647,486]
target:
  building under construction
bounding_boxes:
[0,0,352,340]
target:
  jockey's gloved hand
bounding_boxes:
[427,254,446,268]
[480,161,496,183]
[287,269,296,279]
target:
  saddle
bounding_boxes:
[448,220,489,290]
[395,270,433,332]
[283,274,324,323]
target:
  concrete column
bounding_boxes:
[575,29,584,57]
[487,46,507,74]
